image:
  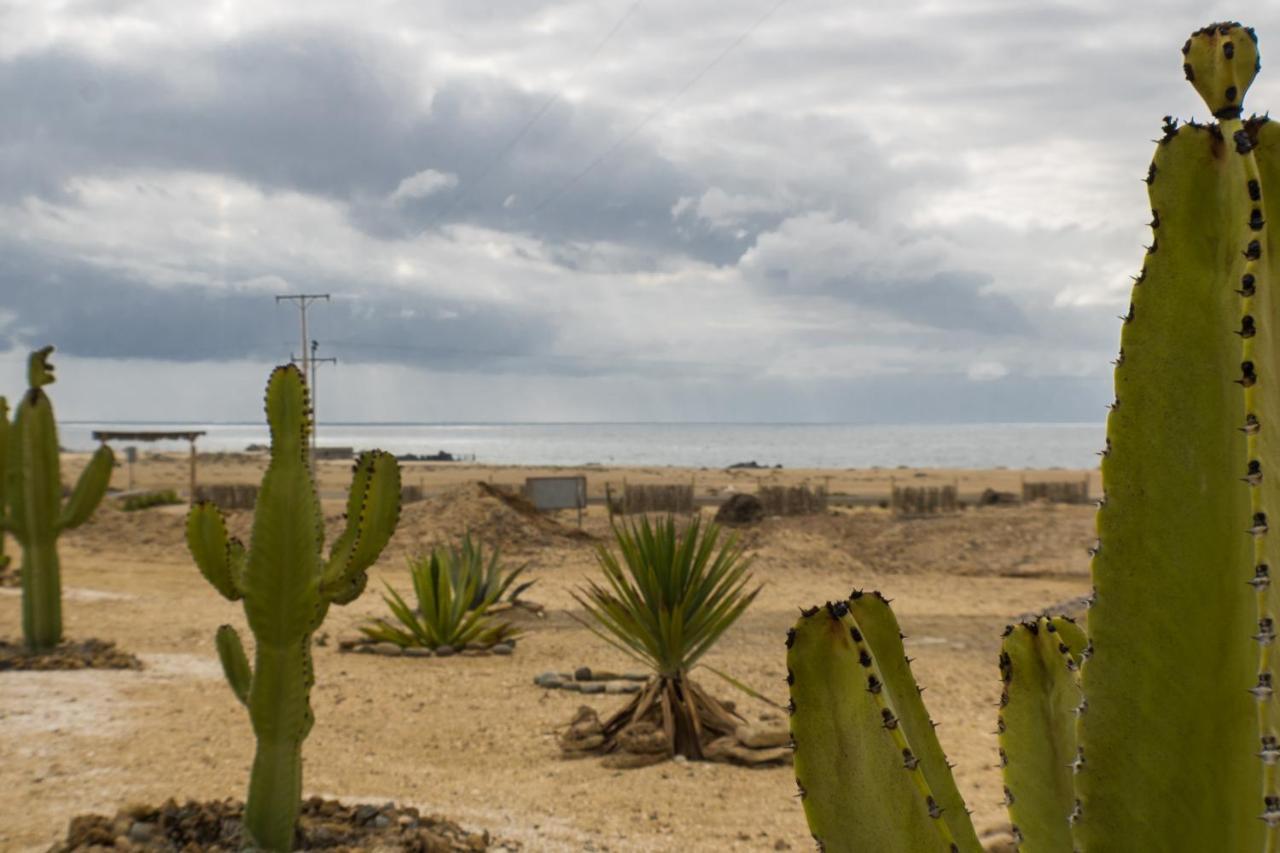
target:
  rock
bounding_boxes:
[605,682,641,694]
[601,750,667,769]
[354,644,377,654]
[579,682,606,694]
[126,821,157,843]
[491,643,514,656]
[434,645,457,657]
[560,682,583,692]
[534,672,564,688]
[370,642,403,656]
[337,637,360,650]
[714,493,766,527]
[573,665,593,681]
[403,647,433,658]
[620,673,651,682]
[372,814,391,829]
[735,724,791,749]
[355,804,379,825]
[705,736,792,766]
[618,722,669,755]
[588,669,620,681]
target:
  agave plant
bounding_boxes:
[449,532,534,609]
[573,514,761,759]
[361,540,521,650]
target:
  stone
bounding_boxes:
[370,642,402,656]
[735,724,791,749]
[403,647,433,658]
[534,672,564,688]
[714,493,765,527]
[605,682,641,694]
[578,682,606,695]
[434,645,457,657]
[127,821,157,843]
[491,643,514,656]
[573,665,593,681]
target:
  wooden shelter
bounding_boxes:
[91,430,207,504]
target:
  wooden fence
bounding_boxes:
[193,483,259,510]
[621,483,695,514]
[757,484,828,516]
[891,485,958,516]
[1021,478,1091,504]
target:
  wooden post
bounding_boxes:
[189,437,198,506]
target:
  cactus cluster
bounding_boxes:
[786,22,1280,852]
[186,364,401,851]
[1,347,115,652]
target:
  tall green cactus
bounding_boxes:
[2,347,115,652]
[787,22,1280,852]
[186,364,401,852]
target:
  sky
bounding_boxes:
[1,1,1277,423]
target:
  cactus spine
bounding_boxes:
[2,347,115,652]
[186,365,401,852]
[786,23,1280,853]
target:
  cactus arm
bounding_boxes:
[999,618,1084,853]
[185,502,244,601]
[57,444,114,531]
[215,624,252,707]
[322,450,401,605]
[788,600,980,853]
[1076,24,1267,850]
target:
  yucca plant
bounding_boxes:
[361,542,520,650]
[573,514,761,759]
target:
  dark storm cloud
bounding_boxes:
[0,31,751,266]
[0,242,563,372]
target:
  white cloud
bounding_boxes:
[388,169,458,204]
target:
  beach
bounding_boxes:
[0,453,1097,851]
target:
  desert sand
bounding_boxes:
[0,454,1097,851]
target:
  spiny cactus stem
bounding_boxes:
[1231,114,1279,851]
[846,624,960,850]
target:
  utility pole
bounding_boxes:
[275,293,329,472]
[292,340,337,476]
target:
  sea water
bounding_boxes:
[59,422,1106,470]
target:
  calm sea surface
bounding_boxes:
[59,422,1106,470]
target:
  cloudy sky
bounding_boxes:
[1,1,1276,423]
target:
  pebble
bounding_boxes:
[605,682,641,694]
[491,643,514,656]
[579,682,606,695]
[434,645,457,657]
[534,672,564,688]
[372,814,391,829]
[574,666,593,681]
[127,821,156,843]
[403,647,433,658]
[370,642,403,656]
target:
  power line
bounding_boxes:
[426,0,647,227]
[528,0,788,214]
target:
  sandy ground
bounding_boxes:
[0,456,1096,851]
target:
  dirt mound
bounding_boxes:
[0,638,142,671]
[392,482,591,554]
[52,796,510,851]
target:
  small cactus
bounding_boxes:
[786,22,1280,852]
[2,347,114,652]
[186,364,400,852]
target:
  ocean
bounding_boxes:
[58,422,1107,470]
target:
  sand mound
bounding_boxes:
[391,482,592,555]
